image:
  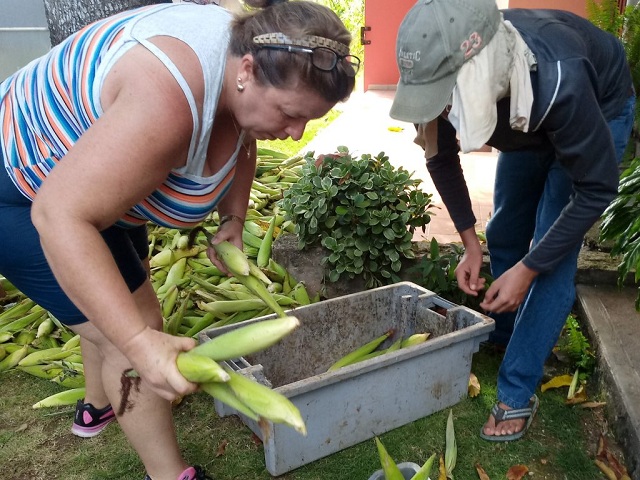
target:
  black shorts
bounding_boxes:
[0,164,149,325]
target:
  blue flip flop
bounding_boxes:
[480,394,539,442]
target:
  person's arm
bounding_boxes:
[31,42,200,400]
[522,59,620,273]
[481,58,621,314]
[424,116,486,295]
[209,139,257,269]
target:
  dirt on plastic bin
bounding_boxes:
[199,281,494,476]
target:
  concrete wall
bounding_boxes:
[0,0,51,81]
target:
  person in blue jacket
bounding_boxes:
[390,0,635,441]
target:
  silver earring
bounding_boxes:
[236,77,244,92]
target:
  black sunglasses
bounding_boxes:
[257,44,361,77]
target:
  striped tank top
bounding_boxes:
[0,4,243,228]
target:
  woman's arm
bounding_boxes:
[212,139,257,252]
[31,42,198,399]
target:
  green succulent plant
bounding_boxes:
[278,147,433,288]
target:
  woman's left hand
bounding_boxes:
[207,219,244,273]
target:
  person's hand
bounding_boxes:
[480,261,538,313]
[207,219,244,274]
[455,248,486,296]
[121,327,198,401]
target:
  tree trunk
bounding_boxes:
[43,0,171,46]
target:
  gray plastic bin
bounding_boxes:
[200,282,494,476]
[368,462,425,480]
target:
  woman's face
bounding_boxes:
[235,79,336,141]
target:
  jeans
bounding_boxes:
[485,94,636,409]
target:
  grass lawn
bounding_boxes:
[0,344,616,480]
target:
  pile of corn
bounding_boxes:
[0,149,313,430]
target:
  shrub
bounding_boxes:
[278,147,433,288]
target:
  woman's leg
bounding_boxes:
[70,279,189,480]
[0,174,190,478]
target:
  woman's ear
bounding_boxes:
[237,54,255,86]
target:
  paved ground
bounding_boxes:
[305,89,640,479]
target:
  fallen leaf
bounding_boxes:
[15,423,28,432]
[438,455,447,480]
[468,373,481,397]
[215,439,228,457]
[595,459,618,480]
[565,387,588,405]
[475,463,491,480]
[580,401,606,409]
[251,432,263,446]
[540,374,573,392]
[506,465,529,480]
[597,434,607,457]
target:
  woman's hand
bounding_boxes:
[121,327,199,401]
[207,218,244,273]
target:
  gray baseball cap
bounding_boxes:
[390,0,501,124]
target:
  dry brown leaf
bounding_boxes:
[540,374,573,392]
[597,434,607,457]
[438,455,447,480]
[595,459,618,480]
[565,387,588,405]
[475,463,491,480]
[506,464,529,480]
[215,439,228,457]
[15,423,28,432]
[251,432,263,446]
[468,373,481,397]
[604,448,630,479]
[580,401,607,409]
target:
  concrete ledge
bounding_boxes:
[575,284,640,480]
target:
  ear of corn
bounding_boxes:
[200,381,260,421]
[445,409,457,479]
[36,317,55,338]
[0,299,36,325]
[32,387,86,409]
[257,215,277,268]
[176,352,230,383]
[192,316,299,361]
[248,261,272,285]
[328,330,393,371]
[374,437,404,480]
[61,334,81,352]
[0,308,46,333]
[212,241,251,277]
[410,453,437,480]
[0,344,29,372]
[234,273,287,318]
[18,346,79,367]
[401,333,430,348]
[225,367,306,435]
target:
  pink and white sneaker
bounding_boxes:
[144,466,214,480]
[71,400,115,438]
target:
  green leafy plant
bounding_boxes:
[600,156,640,310]
[555,314,596,374]
[406,238,492,311]
[587,0,640,130]
[278,147,433,288]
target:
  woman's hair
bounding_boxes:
[229,0,355,103]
